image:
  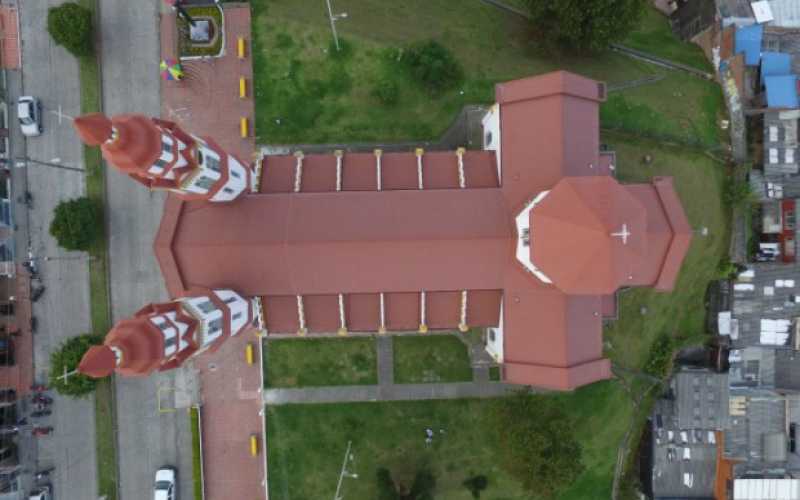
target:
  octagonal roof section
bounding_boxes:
[529,176,647,295]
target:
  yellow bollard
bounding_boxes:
[238,36,246,59]
[240,117,248,138]
[239,77,247,99]
[245,343,254,365]
[250,434,259,456]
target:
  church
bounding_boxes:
[75,71,692,391]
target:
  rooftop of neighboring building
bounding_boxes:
[725,389,786,463]
[650,370,726,499]
[729,263,800,349]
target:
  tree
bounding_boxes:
[462,475,489,498]
[522,0,646,52]
[403,40,463,94]
[47,2,94,57]
[49,197,103,251]
[50,334,104,397]
[489,390,585,498]
[376,467,436,500]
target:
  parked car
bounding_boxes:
[17,96,42,137]
[28,485,50,500]
[154,467,176,500]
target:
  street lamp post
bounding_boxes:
[325,0,348,51]
[12,157,85,173]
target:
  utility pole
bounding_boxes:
[333,440,357,500]
[325,0,348,51]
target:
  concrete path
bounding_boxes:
[13,0,96,498]
[376,335,393,386]
[264,381,514,405]
[97,1,195,500]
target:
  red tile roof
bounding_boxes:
[151,71,692,391]
[531,176,648,295]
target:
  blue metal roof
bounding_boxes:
[761,52,793,84]
[765,75,800,109]
[735,24,764,66]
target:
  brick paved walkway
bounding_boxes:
[196,330,265,500]
[161,4,255,161]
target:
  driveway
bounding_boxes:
[98,1,194,499]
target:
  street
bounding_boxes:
[99,1,194,499]
[12,0,97,499]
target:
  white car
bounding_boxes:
[17,96,42,137]
[154,467,176,500]
[28,485,50,500]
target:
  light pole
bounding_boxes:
[13,157,84,173]
[333,440,357,500]
[325,0,348,51]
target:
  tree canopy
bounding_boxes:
[47,2,94,57]
[50,334,104,397]
[49,196,103,251]
[489,390,585,498]
[523,0,646,52]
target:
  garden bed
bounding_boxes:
[177,5,224,58]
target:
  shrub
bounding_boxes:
[50,334,104,397]
[403,40,463,94]
[371,77,400,105]
[47,2,94,57]
[50,197,104,251]
[724,176,755,207]
[644,333,675,377]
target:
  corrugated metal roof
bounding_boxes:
[761,51,793,83]
[766,75,800,108]
[736,24,765,65]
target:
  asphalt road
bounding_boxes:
[98,1,195,499]
[14,0,97,499]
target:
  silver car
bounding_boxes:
[17,96,42,137]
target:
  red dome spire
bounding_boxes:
[74,113,113,146]
[78,345,117,378]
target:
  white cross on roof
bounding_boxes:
[611,223,631,245]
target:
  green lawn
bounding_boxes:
[603,133,729,371]
[393,335,473,384]
[265,337,378,387]
[266,382,632,500]
[623,6,712,72]
[254,1,730,498]
[251,0,722,147]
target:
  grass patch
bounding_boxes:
[190,407,203,500]
[393,335,473,384]
[251,0,722,147]
[177,6,224,58]
[77,1,117,499]
[602,133,729,373]
[267,399,531,499]
[266,382,633,500]
[94,378,116,500]
[265,337,377,387]
[489,366,501,382]
[623,6,712,72]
